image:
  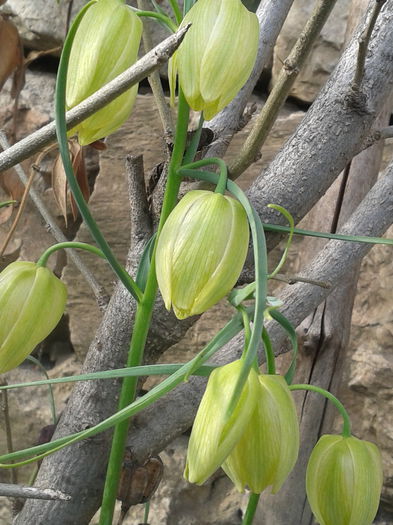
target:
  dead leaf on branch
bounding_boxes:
[52,139,90,225]
[0,15,24,92]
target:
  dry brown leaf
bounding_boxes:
[0,15,23,92]
[52,140,89,225]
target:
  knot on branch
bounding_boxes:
[344,86,372,116]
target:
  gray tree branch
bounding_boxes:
[0,26,189,174]
[14,2,393,524]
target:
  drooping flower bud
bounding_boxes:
[222,374,299,494]
[306,434,383,525]
[155,190,249,320]
[184,360,260,484]
[0,262,67,373]
[169,0,259,120]
[66,0,143,145]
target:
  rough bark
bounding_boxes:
[14,1,393,524]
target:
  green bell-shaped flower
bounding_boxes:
[184,360,260,484]
[222,374,299,494]
[66,0,142,145]
[155,190,249,320]
[0,262,67,373]
[306,434,383,525]
[169,0,259,120]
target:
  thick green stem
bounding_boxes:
[289,384,352,437]
[242,493,260,525]
[98,91,189,525]
[36,241,105,267]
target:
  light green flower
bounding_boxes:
[0,262,67,373]
[184,360,260,484]
[66,0,142,145]
[306,434,383,525]
[155,190,249,320]
[169,0,259,120]
[222,374,299,493]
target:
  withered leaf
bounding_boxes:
[0,15,23,92]
[52,140,89,225]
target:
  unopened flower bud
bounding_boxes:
[155,190,249,320]
[184,360,259,485]
[66,0,142,145]
[222,374,299,494]
[306,434,383,525]
[0,262,67,373]
[169,0,259,120]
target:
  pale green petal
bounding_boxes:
[200,0,259,118]
[0,263,67,373]
[222,375,299,494]
[306,435,383,525]
[185,360,259,484]
[155,190,249,320]
[176,0,220,109]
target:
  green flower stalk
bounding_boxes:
[306,434,383,525]
[222,374,299,494]
[155,190,250,319]
[66,0,142,145]
[184,360,259,484]
[169,0,259,120]
[0,262,67,374]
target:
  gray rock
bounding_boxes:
[0,0,85,51]
[271,0,351,103]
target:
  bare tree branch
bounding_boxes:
[0,483,70,501]
[0,26,189,174]
[229,0,339,179]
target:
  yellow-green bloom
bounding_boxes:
[184,360,260,484]
[222,374,299,493]
[169,0,259,120]
[0,262,67,373]
[66,0,142,145]
[155,190,249,320]
[306,434,383,525]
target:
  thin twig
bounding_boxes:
[0,132,109,309]
[0,483,71,501]
[352,0,387,91]
[229,0,338,180]
[0,383,17,484]
[0,26,190,174]
[137,0,174,140]
[272,273,331,289]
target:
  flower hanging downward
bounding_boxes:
[222,374,299,494]
[184,360,260,484]
[155,190,250,319]
[0,262,67,373]
[66,0,142,145]
[306,434,383,525]
[169,0,259,120]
